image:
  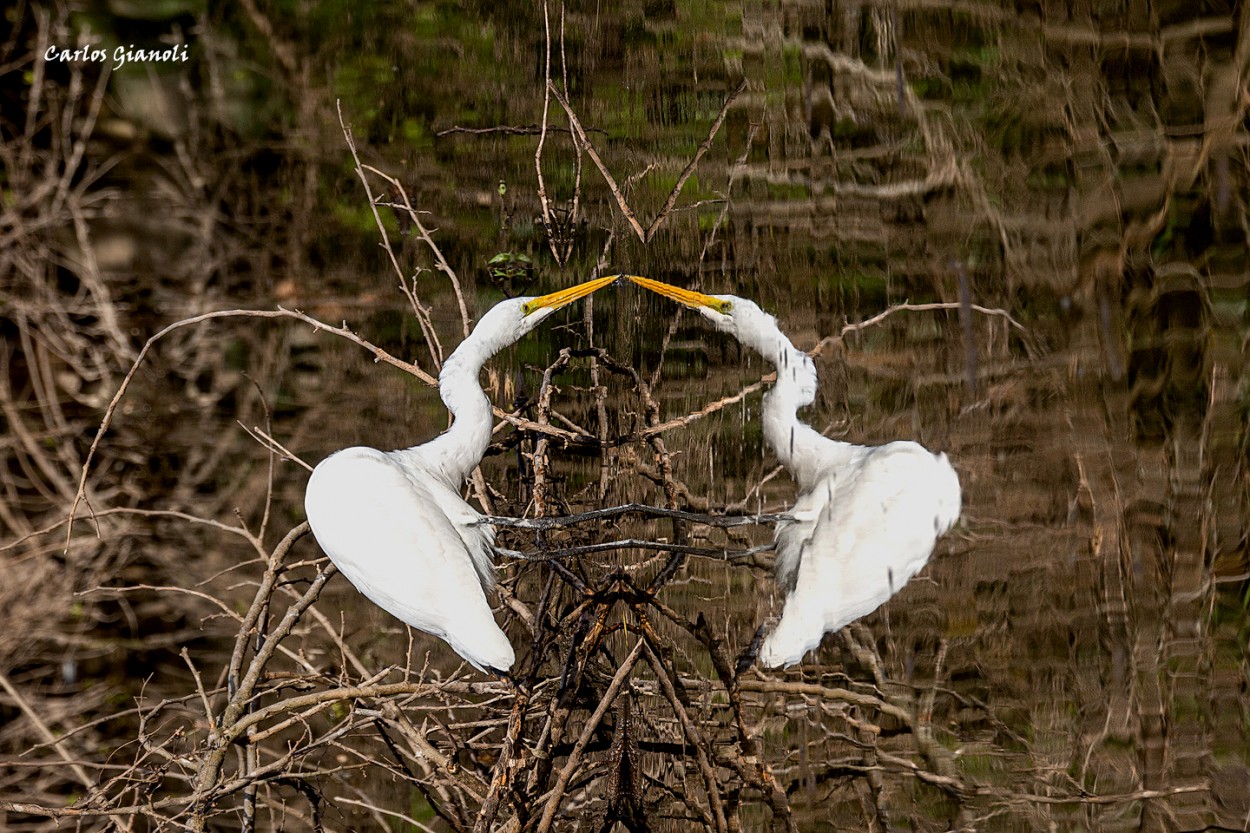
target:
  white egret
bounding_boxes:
[629,276,961,668]
[305,275,617,674]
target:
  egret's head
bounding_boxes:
[443,274,617,393]
[627,276,801,366]
[520,274,617,322]
[626,275,752,334]
[476,274,617,342]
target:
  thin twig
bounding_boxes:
[338,102,448,357]
[535,639,646,833]
[644,79,747,241]
[481,503,792,529]
[497,539,772,563]
[547,83,647,242]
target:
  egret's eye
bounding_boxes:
[716,299,733,314]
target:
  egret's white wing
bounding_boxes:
[763,442,960,666]
[810,443,956,629]
[773,484,828,595]
[772,442,876,593]
[305,447,514,672]
[394,452,497,592]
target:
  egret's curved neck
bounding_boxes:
[402,325,511,487]
[745,319,858,490]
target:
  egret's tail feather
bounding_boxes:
[757,612,824,669]
[486,666,515,684]
[454,625,516,675]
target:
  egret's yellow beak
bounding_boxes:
[627,275,733,314]
[521,274,618,316]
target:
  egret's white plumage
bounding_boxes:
[629,276,961,668]
[305,275,615,674]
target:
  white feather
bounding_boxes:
[689,293,962,668]
[305,448,512,672]
[303,278,614,674]
[761,442,960,667]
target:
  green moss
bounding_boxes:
[1025,160,1073,189]
[400,117,433,149]
[817,269,890,309]
[332,200,399,237]
[911,75,952,100]
[407,791,438,828]
[781,43,803,82]
[751,180,808,202]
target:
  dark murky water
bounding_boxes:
[3,1,1247,831]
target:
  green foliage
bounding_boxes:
[817,268,891,310]
[487,252,536,295]
[103,0,206,20]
